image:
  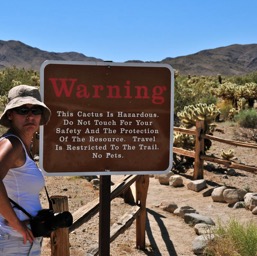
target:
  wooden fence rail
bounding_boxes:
[174,120,257,179]
[69,175,138,232]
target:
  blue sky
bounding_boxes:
[1,1,257,62]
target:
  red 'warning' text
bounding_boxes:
[49,78,168,105]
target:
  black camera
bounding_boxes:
[30,209,73,237]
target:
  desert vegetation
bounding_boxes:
[1,67,257,255]
[204,219,257,256]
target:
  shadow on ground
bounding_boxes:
[144,208,178,256]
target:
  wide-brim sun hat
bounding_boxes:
[0,84,51,127]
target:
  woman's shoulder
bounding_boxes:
[1,134,23,147]
[0,136,25,177]
[0,135,24,161]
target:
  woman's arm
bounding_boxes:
[0,137,34,244]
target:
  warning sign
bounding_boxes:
[39,61,174,175]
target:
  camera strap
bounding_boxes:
[8,198,33,219]
[44,186,54,210]
[8,186,53,219]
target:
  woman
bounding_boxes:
[0,85,51,255]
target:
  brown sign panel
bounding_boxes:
[39,61,174,175]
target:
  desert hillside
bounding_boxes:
[1,40,257,76]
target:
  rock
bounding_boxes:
[252,206,257,215]
[173,206,198,218]
[225,168,237,176]
[194,223,216,236]
[236,189,248,200]
[160,201,178,213]
[192,234,214,255]
[211,186,227,202]
[187,179,207,192]
[169,175,184,187]
[233,201,245,209]
[84,175,98,181]
[244,193,252,209]
[244,193,257,210]
[91,178,100,189]
[91,178,100,185]
[157,172,173,185]
[184,213,215,226]
[202,188,214,197]
[249,195,257,211]
[223,188,247,205]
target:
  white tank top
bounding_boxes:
[0,134,45,236]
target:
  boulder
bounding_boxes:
[192,234,214,255]
[160,201,178,213]
[194,223,216,236]
[157,172,173,185]
[223,188,247,205]
[169,175,184,187]
[184,213,215,226]
[187,179,207,192]
[244,193,257,210]
[211,186,227,202]
[174,206,198,218]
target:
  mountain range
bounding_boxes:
[0,40,257,76]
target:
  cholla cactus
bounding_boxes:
[174,103,219,168]
[177,103,220,129]
[31,75,40,87]
[237,98,247,110]
[234,83,257,108]
[228,108,239,120]
[214,82,237,100]
[11,80,22,86]
[0,95,8,107]
[173,132,195,150]
[234,83,257,99]
[221,149,234,160]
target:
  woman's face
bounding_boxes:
[7,104,42,135]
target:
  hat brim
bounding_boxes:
[0,96,51,127]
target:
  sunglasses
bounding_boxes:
[13,106,44,115]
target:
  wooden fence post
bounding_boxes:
[194,120,206,180]
[50,196,70,256]
[136,175,149,249]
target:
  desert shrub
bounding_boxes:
[234,109,257,128]
[0,67,39,96]
[229,71,257,85]
[204,219,257,256]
